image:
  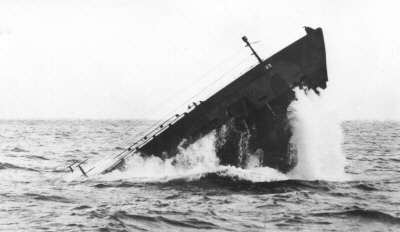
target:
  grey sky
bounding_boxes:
[1,0,399,120]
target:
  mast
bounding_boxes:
[242,36,262,64]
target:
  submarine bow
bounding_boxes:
[133,28,328,173]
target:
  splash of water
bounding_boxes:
[99,129,287,183]
[287,87,347,181]
[100,131,219,182]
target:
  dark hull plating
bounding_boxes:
[139,28,328,173]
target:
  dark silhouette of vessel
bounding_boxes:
[133,27,327,173]
[69,27,328,177]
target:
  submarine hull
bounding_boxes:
[138,28,328,173]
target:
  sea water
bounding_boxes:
[1,89,400,231]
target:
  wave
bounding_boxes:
[93,181,142,188]
[354,183,380,191]
[167,177,336,194]
[11,147,29,152]
[314,209,400,225]
[23,155,49,160]
[24,193,72,203]
[109,210,220,230]
[93,169,337,195]
[0,162,39,172]
[72,205,92,210]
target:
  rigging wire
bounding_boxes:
[106,54,254,164]
[97,46,247,157]
[53,46,246,174]
[67,53,255,179]
[108,53,254,162]
[90,47,245,151]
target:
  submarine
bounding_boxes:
[66,27,328,178]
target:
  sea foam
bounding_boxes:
[99,130,287,183]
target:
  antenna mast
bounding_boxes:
[242,36,263,64]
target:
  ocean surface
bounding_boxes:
[1,93,400,231]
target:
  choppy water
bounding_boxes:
[1,107,400,230]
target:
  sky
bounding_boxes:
[0,0,399,120]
